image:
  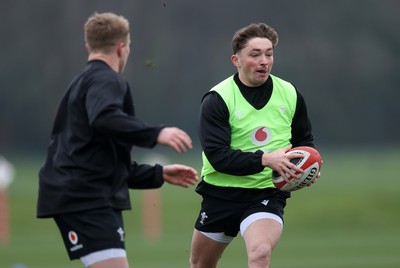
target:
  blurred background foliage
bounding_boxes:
[0,0,399,155]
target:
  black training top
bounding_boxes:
[37,60,164,218]
[196,74,315,200]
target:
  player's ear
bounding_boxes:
[231,54,240,67]
[85,43,91,53]
[116,43,124,57]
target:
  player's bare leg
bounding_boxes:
[190,229,229,268]
[88,257,129,268]
[243,219,283,268]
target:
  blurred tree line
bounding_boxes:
[0,0,399,155]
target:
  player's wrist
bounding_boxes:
[261,153,271,167]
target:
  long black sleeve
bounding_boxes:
[127,162,164,189]
[199,92,265,176]
[37,61,165,217]
[290,89,315,147]
[86,73,163,148]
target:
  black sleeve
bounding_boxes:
[290,88,315,148]
[127,162,165,189]
[86,76,163,148]
[199,92,264,176]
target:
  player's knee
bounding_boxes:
[189,255,197,268]
[189,255,217,268]
[189,253,201,268]
[247,244,272,266]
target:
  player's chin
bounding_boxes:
[253,73,269,84]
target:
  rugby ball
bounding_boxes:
[272,146,322,192]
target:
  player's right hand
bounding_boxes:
[157,127,193,153]
[261,145,303,182]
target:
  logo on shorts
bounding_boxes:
[117,227,125,242]
[261,200,269,206]
[199,212,208,225]
[68,230,83,252]
[68,231,78,245]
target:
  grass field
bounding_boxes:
[1,147,400,267]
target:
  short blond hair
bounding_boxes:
[84,12,129,53]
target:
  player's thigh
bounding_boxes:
[242,218,283,255]
[190,229,229,267]
[88,256,128,268]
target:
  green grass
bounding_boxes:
[1,148,400,267]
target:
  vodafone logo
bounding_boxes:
[67,230,83,252]
[251,127,272,146]
[68,231,78,245]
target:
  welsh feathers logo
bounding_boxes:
[251,127,272,146]
[68,231,78,245]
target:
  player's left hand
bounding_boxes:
[163,164,199,188]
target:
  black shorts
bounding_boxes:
[194,189,288,237]
[54,207,125,260]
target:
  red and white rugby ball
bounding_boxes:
[272,146,322,192]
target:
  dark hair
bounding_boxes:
[231,23,279,54]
